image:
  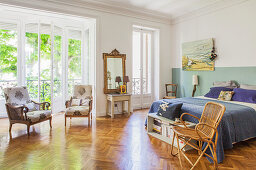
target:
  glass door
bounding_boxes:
[132,29,153,109]
[0,22,18,116]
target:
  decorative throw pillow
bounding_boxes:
[24,102,37,111]
[157,101,183,120]
[81,99,90,106]
[232,88,256,103]
[204,87,233,99]
[71,99,81,106]
[218,91,234,101]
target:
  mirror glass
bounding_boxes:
[107,58,123,89]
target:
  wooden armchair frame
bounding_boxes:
[65,96,93,126]
[6,101,52,136]
[170,102,226,170]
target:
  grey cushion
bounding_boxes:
[240,84,256,90]
[213,80,238,88]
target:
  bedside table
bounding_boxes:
[106,94,131,118]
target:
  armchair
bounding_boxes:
[4,86,52,136]
[65,85,93,126]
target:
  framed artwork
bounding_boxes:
[182,38,214,71]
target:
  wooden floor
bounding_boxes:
[0,110,256,169]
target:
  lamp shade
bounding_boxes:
[115,76,121,83]
[123,76,130,83]
[192,75,198,85]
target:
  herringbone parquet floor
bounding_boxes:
[0,109,256,170]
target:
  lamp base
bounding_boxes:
[192,85,196,97]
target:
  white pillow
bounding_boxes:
[71,99,81,106]
[213,80,238,88]
[240,84,256,90]
[81,99,90,106]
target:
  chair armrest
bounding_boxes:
[5,103,28,120]
[180,113,200,128]
[89,96,93,111]
[32,101,50,110]
[65,100,71,108]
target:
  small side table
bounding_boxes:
[106,94,131,118]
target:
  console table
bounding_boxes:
[106,94,131,118]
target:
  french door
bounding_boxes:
[132,29,153,109]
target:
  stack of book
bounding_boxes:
[152,118,162,134]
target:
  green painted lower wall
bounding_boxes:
[172,67,256,98]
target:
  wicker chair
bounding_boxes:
[171,102,226,170]
[4,87,52,136]
[65,85,93,126]
[163,84,177,99]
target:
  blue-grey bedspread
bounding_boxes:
[148,97,256,163]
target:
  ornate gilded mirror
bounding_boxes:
[103,49,126,94]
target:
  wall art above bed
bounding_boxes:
[182,38,216,71]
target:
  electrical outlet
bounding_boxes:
[114,104,118,107]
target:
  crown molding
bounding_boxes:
[171,0,250,25]
[0,0,172,25]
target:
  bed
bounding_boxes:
[148,96,256,163]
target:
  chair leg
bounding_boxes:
[191,143,210,170]
[171,132,177,156]
[88,115,90,126]
[65,115,66,126]
[176,134,183,169]
[27,125,30,136]
[212,144,218,169]
[9,123,12,133]
[49,117,52,128]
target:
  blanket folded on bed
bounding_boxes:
[148,97,256,163]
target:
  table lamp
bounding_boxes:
[115,76,121,88]
[122,76,130,94]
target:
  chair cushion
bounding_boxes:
[65,106,90,116]
[26,110,52,123]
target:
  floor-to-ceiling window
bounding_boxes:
[132,27,154,109]
[0,7,96,116]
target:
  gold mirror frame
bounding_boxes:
[103,49,126,94]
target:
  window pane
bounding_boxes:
[40,24,51,103]
[53,26,62,98]
[25,23,39,100]
[143,33,151,94]
[68,30,82,95]
[132,31,141,95]
[0,25,18,99]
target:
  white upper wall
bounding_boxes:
[171,0,256,68]
[0,0,172,116]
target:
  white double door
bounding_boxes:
[132,29,153,109]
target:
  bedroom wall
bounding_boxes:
[170,0,256,97]
[0,0,172,116]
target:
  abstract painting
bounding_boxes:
[182,38,214,71]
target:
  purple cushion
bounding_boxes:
[232,88,256,103]
[204,87,233,99]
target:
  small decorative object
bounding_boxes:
[182,38,215,71]
[192,75,198,97]
[120,85,126,94]
[115,76,121,89]
[123,76,130,94]
[210,47,217,61]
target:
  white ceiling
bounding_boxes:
[81,0,222,18]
